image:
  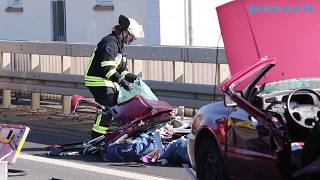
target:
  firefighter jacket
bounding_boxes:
[85,33,129,89]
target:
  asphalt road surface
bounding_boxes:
[8,129,192,180]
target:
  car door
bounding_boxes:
[225,107,282,180]
[220,58,289,179]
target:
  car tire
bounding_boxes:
[196,139,227,180]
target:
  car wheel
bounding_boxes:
[196,139,227,180]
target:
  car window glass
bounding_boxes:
[262,78,320,94]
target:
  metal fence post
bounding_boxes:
[62,56,71,74]
[174,61,184,82]
[133,59,143,78]
[2,53,11,70]
[219,64,230,83]
[2,53,11,108]
[31,54,40,110]
[62,95,71,115]
[62,56,71,115]
[2,90,11,108]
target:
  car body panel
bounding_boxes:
[217,0,320,83]
[188,101,233,168]
[219,54,287,180]
[226,108,282,179]
[189,95,283,180]
[188,97,284,179]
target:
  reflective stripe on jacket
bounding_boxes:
[91,114,108,134]
[85,35,129,88]
[85,48,116,87]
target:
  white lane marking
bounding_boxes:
[19,154,172,180]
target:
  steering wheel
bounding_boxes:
[287,88,320,129]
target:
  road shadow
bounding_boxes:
[26,129,90,145]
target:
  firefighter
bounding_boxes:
[85,15,144,139]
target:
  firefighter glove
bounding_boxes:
[118,77,133,91]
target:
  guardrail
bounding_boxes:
[0,41,229,114]
[0,41,227,63]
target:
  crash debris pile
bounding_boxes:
[102,117,191,166]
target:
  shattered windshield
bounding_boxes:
[262,78,320,94]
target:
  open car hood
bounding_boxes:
[217,0,320,84]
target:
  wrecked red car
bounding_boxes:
[187,0,320,179]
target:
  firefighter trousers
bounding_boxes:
[87,86,117,139]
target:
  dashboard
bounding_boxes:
[255,91,318,113]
